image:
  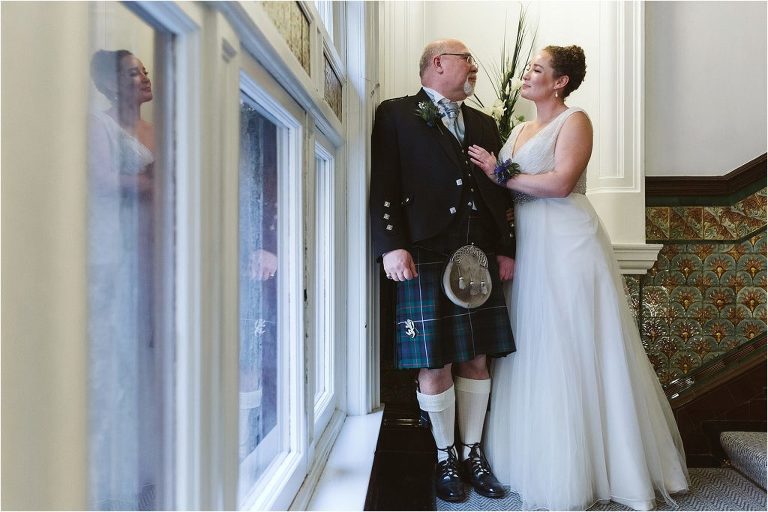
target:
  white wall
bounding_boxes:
[646,1,767,176]
[380,1,600,123]
[1,3,90,509]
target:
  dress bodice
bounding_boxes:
[91,111,155,175]
[498,107,588,198]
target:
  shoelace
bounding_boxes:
[436,446,461,479]
[464,443,491,476]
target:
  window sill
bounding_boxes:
[305,409,384,510]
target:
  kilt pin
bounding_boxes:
[370,88,516,370]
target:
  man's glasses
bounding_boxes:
[439,53,476,66]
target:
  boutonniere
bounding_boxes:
[493,158,522,185]
[414,101,444,133]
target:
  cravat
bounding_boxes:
[441,99,465,144]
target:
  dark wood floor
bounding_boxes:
[364,405,436,510]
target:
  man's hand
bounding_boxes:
[383,249,418,282]
[496,255,515,281]
[249,249,278,281]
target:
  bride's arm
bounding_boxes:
[469,112,593,198]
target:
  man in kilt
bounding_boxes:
[370,39,516,503]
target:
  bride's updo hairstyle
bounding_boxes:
[542,45,586,99]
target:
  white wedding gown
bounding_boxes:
[485,108,689,511]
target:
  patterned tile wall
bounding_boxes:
[262,1,311,75]
[637,188,767,386]
[324,55,343,119]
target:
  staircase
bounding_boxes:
[721,431,767,491]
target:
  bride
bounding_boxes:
[467,45,689,511]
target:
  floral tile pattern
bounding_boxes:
[262,1,311,75]
[648,188,767,242]
[646,206,670,240]
[639,231,767,386]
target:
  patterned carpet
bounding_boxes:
[436,468,767,511]
[721,431,767,489]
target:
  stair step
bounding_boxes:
[720,431,767,489]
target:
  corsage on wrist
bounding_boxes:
[493,158,521,185]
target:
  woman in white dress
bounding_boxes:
[467,45,689,511]
[88,49,159,509]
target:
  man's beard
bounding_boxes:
[463,78,475,96]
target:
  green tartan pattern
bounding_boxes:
[393,246,515,369]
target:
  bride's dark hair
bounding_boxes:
[90,49,133,99]
[543,45,586,98]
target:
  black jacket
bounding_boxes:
[370,88,515,261]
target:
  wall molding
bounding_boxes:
[647,153,767,199]
[614,243,664,274]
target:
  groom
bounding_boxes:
[370,39,516,502]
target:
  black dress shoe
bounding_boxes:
[434,445,467,502]
[461,442,506,498]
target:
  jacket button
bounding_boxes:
[456,179,463,186]
[449,207,456,214]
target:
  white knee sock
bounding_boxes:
[417,385,456,462]
[455,376,491,459]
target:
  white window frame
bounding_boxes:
[238,64,307,512]
[312,136,338,438]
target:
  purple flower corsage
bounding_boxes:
[493,159,521,185]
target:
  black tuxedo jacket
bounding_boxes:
[370,88,515,261]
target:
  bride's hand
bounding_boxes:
[468,145,497,178]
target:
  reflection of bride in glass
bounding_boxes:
[87,49,159,510]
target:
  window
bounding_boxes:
[86,3,175,509]
[312,137,337,437]
[237,96,281,495]
[237,64,306,510]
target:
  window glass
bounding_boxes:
[87,3,174,510]
[238,95,280,500]
[313,146,335,434]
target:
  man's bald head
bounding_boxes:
[419,39,477,101]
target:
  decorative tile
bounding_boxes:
[671,318,702,345]
[688,303,719,324]
[646,207,669,240]
[703,207,736,240]
[737,287,766,312]
[670,207,703,240]
[703,319,734,344]
[323,55,342,119]
[723,303,751,325]
[641,190,766,383]
[670,286,702,311]
[262,1,311,75]
[736,319,766,339]
[671,350,701,375]
[738,254,765,278]
[705,286,736,310]
[739,189,766,219]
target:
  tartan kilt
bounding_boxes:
[393,245,516,369]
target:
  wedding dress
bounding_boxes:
[484,107,689,511]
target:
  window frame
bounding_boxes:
[237,64,307,512]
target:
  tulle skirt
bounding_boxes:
[485,194,689,511]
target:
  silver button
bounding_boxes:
[383,213,390,220]
[384,201,390,208]
[456,179,463,186]
[386,224,393,231]
[449,207,456,214]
